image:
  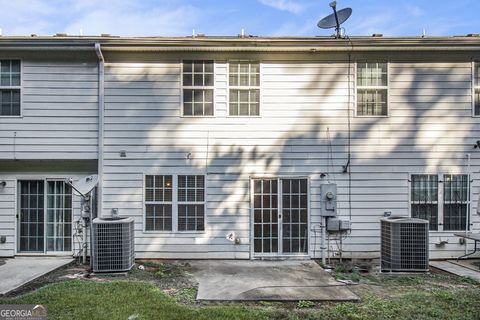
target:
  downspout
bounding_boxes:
[95,43,105,219]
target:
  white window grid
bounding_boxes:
[178,175,205,231]
[229,60,260,116]
[181,60,214,117]
[144,174,206,232]
[410,174,471,232]
[0,59,21,117]
[145,175,173,231]
[356,61,388,117]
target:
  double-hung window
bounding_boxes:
[356,62,388,116]
[145,175,173,231]
[229,61,260,116]
[182,60,214,116]
[474,62,480,116]
[411,174,470,231]
[0,60,21,116]
[178,175,205,231]
[145,174,205,232]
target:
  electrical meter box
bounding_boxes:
[320,183,337,216]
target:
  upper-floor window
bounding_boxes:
[229,61,260,116]
[411,174,470,231]
[182,60,214,116]
[356,62,388,116]
[474,62,480,116]
[0,60,21,116]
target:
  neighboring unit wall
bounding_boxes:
[0,162,96,257]
[102,57,479,259]
[0,60,99,160]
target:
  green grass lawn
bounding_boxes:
[0,278,479,320]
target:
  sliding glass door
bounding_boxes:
[18,180,72,253]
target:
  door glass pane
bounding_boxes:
[282,179,308,253]
[46,180,72,251]
[253,179,278,253]
[19,181,45,252]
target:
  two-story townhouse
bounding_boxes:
[0,35,479,260]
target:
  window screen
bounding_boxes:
[178,175,205,231]
[229,61,260,116]
[411,175,438,231]
[182,61,214,116]
[443,174,469,231]
[357,62,388,116]
[0,60,21,116]
[145,175,173,231]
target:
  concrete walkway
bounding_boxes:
[0,257,73,295]
[189,260,359,301]
[430,260,480,282]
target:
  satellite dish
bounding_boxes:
[66,175,98,197]
[317,1,352,38]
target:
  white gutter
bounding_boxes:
[99,46,480,52]
[95,43,105,218]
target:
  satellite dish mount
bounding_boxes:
[317,1,352,39]
[65,175,99,265]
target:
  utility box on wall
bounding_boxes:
[320,183,337,216]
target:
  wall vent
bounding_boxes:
[381,216,429,272]
[92,217,135,272]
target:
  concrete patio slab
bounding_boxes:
[0,257,73,295]
[430,260,480,282]
[189,260,359,301]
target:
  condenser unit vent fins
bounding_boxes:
[92,217,135,272]
[381,216,429,272]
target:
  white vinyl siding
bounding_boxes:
[356,62,388,116]
[101,59,479,260]
[229,61,260,116]
[0,60,99,160]
[0,60,21,116]
[182,60,214,116]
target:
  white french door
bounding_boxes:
[252,178,309,257]
[17,180,73,253]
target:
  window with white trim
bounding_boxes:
[0,60,21,116]
[178,175,205,231]
[144,174,205,232]
[229,61,260,116]
[145,175,173,231]
[411,174,470,231]
[182,60,214,116]
[356,62,388,116]
[474,62,480,116]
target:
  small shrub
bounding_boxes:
[297,300,315,308]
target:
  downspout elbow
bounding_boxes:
[95,43,104,62]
